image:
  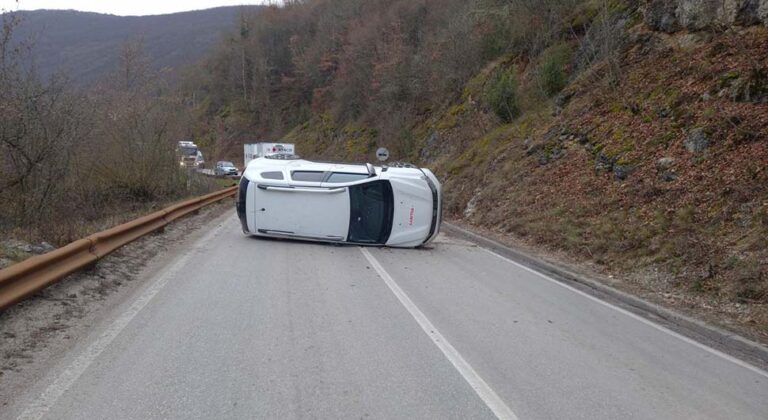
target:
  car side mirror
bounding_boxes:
[366,163,376,177]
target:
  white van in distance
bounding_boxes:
[236,155,441,248]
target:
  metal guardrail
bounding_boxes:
[0,186,237,311]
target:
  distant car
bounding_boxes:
[236,155,441,248]
[214,161,239,177]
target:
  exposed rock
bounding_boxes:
[595,152,616,174]
[463,190,481,218]
[655,106,671,118]
[760,1,768,23]
[613,164,635,181]
[685,128,710,153]
[419,132,440,161]
[661,171,679,182]
[525,142,542,156]
[645,0,680,32]
[643,0,768,31]
[30,242,56,255]
[553,91,574,116]
[715,68,768,103]
[1,240,32,254]
[719,0,763,26]
[656,157,677,181]
[730,68,768,103]
[575,133,590,145]
[677,0,720,30]
[523,137,532,149]
[536,147,567,167]
[657,157,676,169]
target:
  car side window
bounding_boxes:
[291,171,325,182]
[326,172,368,183]
[262,171,284,180]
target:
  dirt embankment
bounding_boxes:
[0,202,233,409]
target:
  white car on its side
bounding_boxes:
[236,155,441,248]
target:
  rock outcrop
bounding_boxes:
[685,128,711,154]
[644,0,768,32]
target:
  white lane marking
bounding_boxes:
[480,247,768,379]
[17,221,228,420]
[360,247,518,420]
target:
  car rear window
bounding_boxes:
[291,171,325,182]
[262,171,284,180]
[326,172,369,183]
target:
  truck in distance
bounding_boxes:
[243,143,296,167]
[177,141,205,168]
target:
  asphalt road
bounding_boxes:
[6,215,768,420]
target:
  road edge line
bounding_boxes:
[15,220,229,420]
[443,222,768,378]
[360,247,518,420]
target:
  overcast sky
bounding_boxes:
[0,0,272,16]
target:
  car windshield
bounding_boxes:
[221,162,235,167]
[348,181,393,244]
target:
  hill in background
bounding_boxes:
[6,6,259,83]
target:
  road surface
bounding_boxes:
[6,215,768,419]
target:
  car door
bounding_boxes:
[253,170,351,241]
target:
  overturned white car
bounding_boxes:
[236,155,441,248]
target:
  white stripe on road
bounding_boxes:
[481,247,768,380]
[360,247,518,420]
[17,221,228,420]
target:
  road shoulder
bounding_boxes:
[443,222,768,372]
[0,203,234,412]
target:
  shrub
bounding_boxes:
[484,67,519,123]
[539,44,573,96]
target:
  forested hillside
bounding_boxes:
[8,6,261,82]
[185,0,768,341]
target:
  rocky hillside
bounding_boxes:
[423,25,767,339]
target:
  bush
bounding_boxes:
[539,44,573,96]
[484,67,519,123]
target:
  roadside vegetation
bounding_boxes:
[0,14,215,263]
[183,0,768,341]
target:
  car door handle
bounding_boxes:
[258,185,346,194]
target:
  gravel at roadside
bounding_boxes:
[0,201,234,409]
